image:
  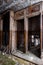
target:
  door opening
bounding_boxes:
[2,12,10,51]
[17,19,25,52]
[28,15,41,58]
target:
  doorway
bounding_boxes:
[28,15,41,58]
[17,19,25,52]
[2,12,10,51]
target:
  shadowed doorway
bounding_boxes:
[28,15,41,58]
[17,19,25,53]
[2,12,10,51]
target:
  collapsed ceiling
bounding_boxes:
[0,0,42,14]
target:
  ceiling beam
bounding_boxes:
[0,0,41,14]
[0,0,31,14]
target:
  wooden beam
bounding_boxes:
[24,10,28,53]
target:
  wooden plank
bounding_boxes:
[15,10,24,19]
[14,3,40,20]
[42,15,43,49]
[26,4,40,14]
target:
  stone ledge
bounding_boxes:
[12,51,42,65]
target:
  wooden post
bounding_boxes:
[0,17,3,48]
[10,11,17,52]
[40,2,43,61]
[24,10,28,53]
